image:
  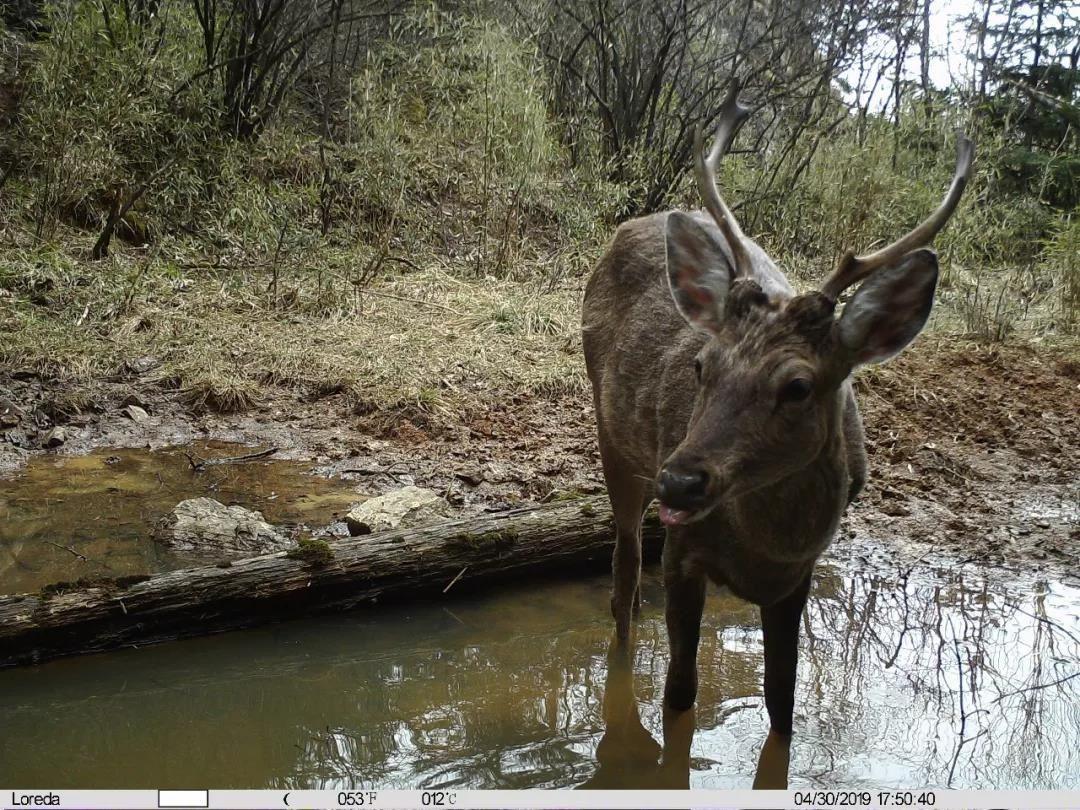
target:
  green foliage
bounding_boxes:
[979,63,1080,209]
[336,8,613,273]
[1044,210,1080,332]
[3,1,612,279]
[7,0,216,240]
[712,104,1064,291]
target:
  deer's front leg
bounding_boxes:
[662,546,707,712]
[760,573,812,736]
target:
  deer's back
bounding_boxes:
[583,213,696,475]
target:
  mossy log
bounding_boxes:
[0,497,664,668]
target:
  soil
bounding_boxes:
[2,336,1077,577]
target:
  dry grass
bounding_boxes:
[1,222,1074,422]
[0,227,588,417]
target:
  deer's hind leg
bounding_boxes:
[597,421,648,643]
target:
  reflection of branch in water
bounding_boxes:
[1008,599,1080,647]
[799,559,1080,787]
[946,627,979,787]
[883,560,916,669]
[996,671,1080,701]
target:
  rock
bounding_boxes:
[481,460,534,484]
[123,391,153,409]
[43,427,66,448]
[123,404,150,422]
[345,486,450,536]
[454,467,484,486]
[154,497,293,557]
[124,356,159,375]
[0,398,23,428]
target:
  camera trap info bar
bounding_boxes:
[5,789,1080,809]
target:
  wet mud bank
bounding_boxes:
[3,338,1077,573]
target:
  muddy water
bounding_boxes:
[2,553,1078,789]
[0,445,359,594]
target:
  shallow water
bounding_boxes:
[2,552,1078,789]
[0,445,359,594]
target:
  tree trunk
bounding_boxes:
[0,497,664,669]
[920,0,931,105]
[91,192,123,260]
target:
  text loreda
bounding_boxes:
[10,794,61,806]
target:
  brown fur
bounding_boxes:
[583,210,869,726]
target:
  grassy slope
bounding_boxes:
[1,7,1076,424]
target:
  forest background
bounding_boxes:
[0,0,1076,420]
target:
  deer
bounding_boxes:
[582,81,973,739]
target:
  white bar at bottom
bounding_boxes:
[157,789,210,808]
[3,789,1080,809]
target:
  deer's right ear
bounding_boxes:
[665,211,733,333]
[836,248,939,367]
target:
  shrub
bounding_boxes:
[5,0,220,247]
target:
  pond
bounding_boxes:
[0,445,359,594]
[2,543,1078,789]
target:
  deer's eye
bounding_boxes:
[779,377,813,404]
[694,358,703,382]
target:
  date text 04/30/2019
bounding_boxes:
[793,791,937,806]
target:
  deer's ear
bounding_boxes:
[837,249,939,366]
[665,211,733,333]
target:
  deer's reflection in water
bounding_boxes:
[581,638,790,790]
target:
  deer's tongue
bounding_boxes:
[658,504,691,526]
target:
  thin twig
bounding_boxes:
[341,462,410,484]
[994,671,1080,703]
[188,447,279,471]
[443,566,468,594]
[384,255,425,273]
[360,289,457,314]
[946,635,966,787]
[442,607,466,626]
[1007,602,1080,647]
[44,541,86,561]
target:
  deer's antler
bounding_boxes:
[694,80,752,279]
[821,135,975,300]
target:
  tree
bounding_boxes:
[969,0,1079,206]
[525,0,878,218]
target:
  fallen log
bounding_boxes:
[0,496,664,668]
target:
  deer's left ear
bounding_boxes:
[836,249,939,366]
[665,211,734,334]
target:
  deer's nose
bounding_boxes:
[656,466,710,509]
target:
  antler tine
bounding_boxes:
[694,80,753,278]
[821,134,976,301]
